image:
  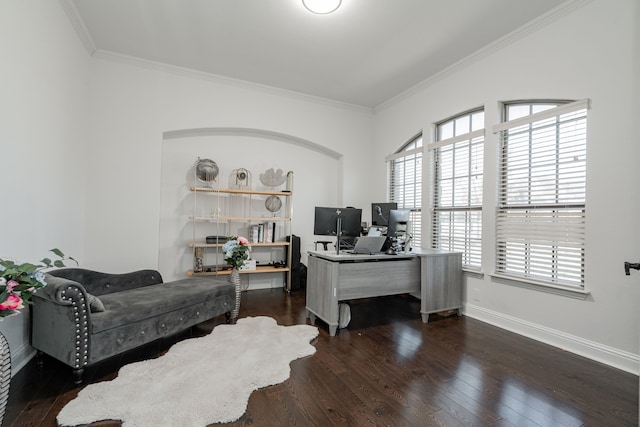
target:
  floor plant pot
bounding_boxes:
[0,331,10,426]
[229,268,241,319]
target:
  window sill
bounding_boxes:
[490,273,591,300]
[463,268,484,279]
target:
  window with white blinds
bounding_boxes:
[387,134,422,247]
[431,109,484,269]
[493,99,589,288]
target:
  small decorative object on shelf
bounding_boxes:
[265,195,282,215]
[193,247,204,273]
[259,168,287,188]
[239,259,257,271]
[229,168,251,189]
[260,168,287,215]
[194,158,219,188]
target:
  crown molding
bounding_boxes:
[58,0,371,114]
[59,0,590,116]
[374,0,594,113]
[58,0,96,54]
[91,50,373,115]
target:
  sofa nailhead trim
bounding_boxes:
[61,286,90,368]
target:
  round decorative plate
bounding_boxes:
[265,195,282,213]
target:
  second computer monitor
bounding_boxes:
[387,209,411,237]
[371,202,397,226]
[313,207,362,237]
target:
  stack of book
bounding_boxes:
[250,222,276,243]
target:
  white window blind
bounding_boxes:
[387,135,422,247]
[431,110,484,270]
[493,99,588,288]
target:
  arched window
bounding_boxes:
[386,133,422,247]
[431,108,484,270]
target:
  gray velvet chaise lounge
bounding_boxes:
[31,268,236,384]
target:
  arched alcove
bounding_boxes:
[158,127,343,288]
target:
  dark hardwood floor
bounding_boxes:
[5,289,638,426]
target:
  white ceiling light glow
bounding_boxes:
[302,0,342,14]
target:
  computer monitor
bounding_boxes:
[313,207,362,237]
[387,209,411,237]
[371,202,397,226]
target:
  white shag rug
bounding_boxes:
[57,316,318,427]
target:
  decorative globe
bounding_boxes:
[265,195,282,213]
[195,159,219,186]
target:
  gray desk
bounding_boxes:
[305,249,462,336]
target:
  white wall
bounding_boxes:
[373,0,640,373]
[82,55,375,276]
[0,0,89,371]
[1,0,375,375]
[3,0,638,377]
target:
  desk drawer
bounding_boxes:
[337,257,420,300]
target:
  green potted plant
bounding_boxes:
[0,248,76,318]
[0,248,76,424]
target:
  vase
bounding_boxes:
[229,268,241,319]
[0,331,11,426]
[193,247,204,273]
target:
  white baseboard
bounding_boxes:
[10,343,36,377]
[463,303,639,375]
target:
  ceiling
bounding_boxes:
[70,0,568,108]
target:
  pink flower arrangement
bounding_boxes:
[0,249,76,318]
[0,294,23,312]
[221,236,251,269]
